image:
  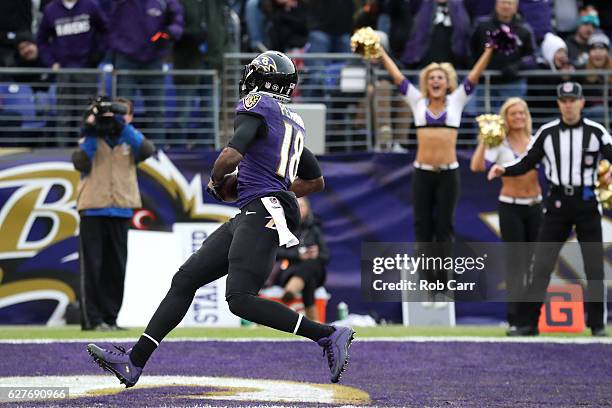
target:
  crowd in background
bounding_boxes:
[0,0,610,145]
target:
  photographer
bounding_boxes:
[72,96,155,331]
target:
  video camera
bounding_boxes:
[86,96,128,137]
[89,95,128,117]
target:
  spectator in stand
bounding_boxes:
[37,0,109,141]
[173,0,229,141]
[515,0,551,45]
[463,0,494,21]
[554,0,580,37]
[471,0,537,111]
[585,0,611,38]
[540,33,575,74]
[0,23,51,138]
[0,1,33,68]
[276,197,329,323]
[465,0,550,45]
[566,10,600,69]
[108,0,184,142]
[303,0,354,98]
[527,33,575,127]
[580,32,611,120]
[245,0,269,52]
[260,0,309,53]
[306,0,354,50]
[401,0,471,69]
[377,0,422,60]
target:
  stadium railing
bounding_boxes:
[0,60,609,151]
[0,66,220,149]
[222,53,374,152]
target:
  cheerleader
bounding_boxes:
[470,97,542,326]
[377,43,494,300]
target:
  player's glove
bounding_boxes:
[206,178,224,202]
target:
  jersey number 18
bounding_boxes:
[276,121,304,182]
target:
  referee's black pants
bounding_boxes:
[79,215,130,329]
[518,191,606,330]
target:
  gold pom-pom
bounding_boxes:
[476,114,506,148]
[351,27,382,59]
[596,160,612,209]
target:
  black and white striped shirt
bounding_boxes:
[504,118,612,187]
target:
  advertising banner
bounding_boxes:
[0,149,610,324]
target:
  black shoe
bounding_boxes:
[591,327,608,337]
[506,325,539,336]
[110,324,128,331]
[93,322,113,332]
[82,322,111,331]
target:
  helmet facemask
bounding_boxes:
[238,51,298,102]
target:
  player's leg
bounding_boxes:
[225,200,353,382]
[225,208,332,340]
[88,221,235,387]
[130,221,235,365]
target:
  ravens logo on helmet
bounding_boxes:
[239,51,298,102]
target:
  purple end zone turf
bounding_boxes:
[0,341,610,407]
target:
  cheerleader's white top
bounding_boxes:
[485,137,534,165]
[398,78,475,129]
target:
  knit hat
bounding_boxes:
[588,32,610,49]
[541,33,567,70]
[578,14,600,28]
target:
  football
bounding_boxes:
[219,173,238,202]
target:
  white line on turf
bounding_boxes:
[0,336,610,344]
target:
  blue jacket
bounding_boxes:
[37,0,108,68]
[401,0,471,67]
[80,123,146,217]
[109,0,184,63]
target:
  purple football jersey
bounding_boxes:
[234,93,306,208]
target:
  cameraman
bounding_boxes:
[72,96,155,331]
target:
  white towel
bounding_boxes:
[260,196,299,248]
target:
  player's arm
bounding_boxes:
[290,148,324,198]
[211,114,263,184]
[208,114,263,201]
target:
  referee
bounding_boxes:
[489,81,610,337]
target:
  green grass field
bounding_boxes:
[0,325,600,340]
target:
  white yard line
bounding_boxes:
[0,336,610,344]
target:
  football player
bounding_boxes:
[87,51,354,386]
